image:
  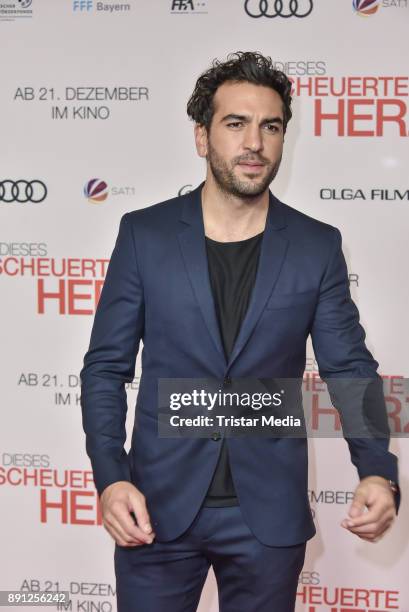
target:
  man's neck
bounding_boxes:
[201,176,269,243]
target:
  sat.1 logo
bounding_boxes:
[84,179,108,204]
[352,0,380,16]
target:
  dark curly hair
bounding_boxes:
[186,51,292,133]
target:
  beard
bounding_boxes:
[206,139,282,199]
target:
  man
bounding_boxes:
[80,52,400,612]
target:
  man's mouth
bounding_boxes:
[238,162,265,171]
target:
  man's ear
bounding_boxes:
[194,123,208,158]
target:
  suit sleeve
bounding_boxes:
[310,227,400,512]
[80,213,144,497]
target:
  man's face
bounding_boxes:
[196,81,285,198]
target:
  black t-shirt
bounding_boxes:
[202,230,264,507]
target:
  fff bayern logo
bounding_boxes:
[352,0,380,16]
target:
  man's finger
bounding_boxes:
[105,520,145,547]
[104,511,148,545]
[343,501,386,528]
[344,515,395,538]
[347,491,367,519]
[112,504,155,544]
[355,522,392,542]
[129,491,154,536]
[346,521,380,535]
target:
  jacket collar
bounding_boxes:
[177,181,288,372]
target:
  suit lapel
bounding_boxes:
[177,182,289,372]
[177,183,227,365]
[226,202,288,371]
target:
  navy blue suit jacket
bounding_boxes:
[80,181,399,546]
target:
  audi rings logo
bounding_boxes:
[0,180,47,204]
[244,0,314,18]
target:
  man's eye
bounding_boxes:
[227,122,242,128]
[266,124,279,132]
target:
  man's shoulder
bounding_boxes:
[123,191,187,229]
[273,194,340,244]
[274,194,337,233]
[120,189,341,248]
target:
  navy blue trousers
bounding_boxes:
[114,505,306,612]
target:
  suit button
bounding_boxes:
[223,376,232,387]
[211,432,221,441]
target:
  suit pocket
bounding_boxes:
[266,289,317,310]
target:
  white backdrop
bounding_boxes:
[1,0,408,610]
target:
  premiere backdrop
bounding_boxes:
[1,0,408,610]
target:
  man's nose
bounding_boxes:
[242,125,263,152]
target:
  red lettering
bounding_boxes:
[38,279,66,314]
[20,258,36,275]
[70,490,95,525]
[385,590,399,608]
[376,99,407,136]
[385,396,403,433]
[37,279,102,314]
[354,588,370,607]
[40,488,102,525]
[95,279,104,307]
[315,99,345,136]
[40,488,68,523]
[315,98,407,137]
[347,99,374,136]
[311,394,341,431]
[390,376,404,394]
[311,373,325,392]
[68,279,93,315]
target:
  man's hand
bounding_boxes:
[100,481,156,547]
[340,476,397,542]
